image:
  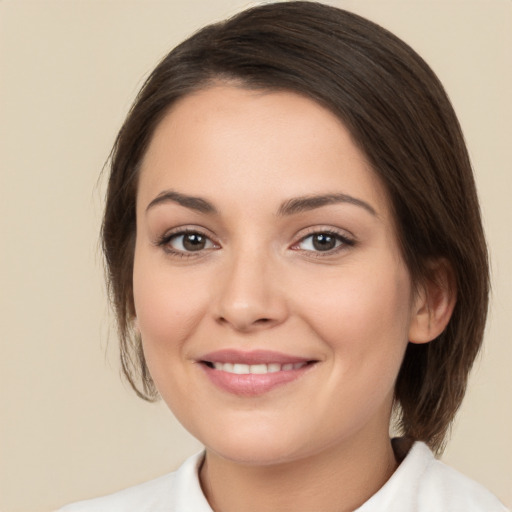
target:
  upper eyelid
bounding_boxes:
[293,225,355,241]
[154,225,355,248]
[155,228,219,257]
[294,232,354,246]
[157,226,218,243]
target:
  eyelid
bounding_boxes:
[153,225,355,258]
[290,227,356,254]
[154,226,220,256]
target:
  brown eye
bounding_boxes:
[168,232,214,252]
[296,231,353,253]
[312,233,337,251]
[182,233,206,251]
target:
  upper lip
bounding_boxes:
[199,349,314,365]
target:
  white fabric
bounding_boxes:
[58,442,508,511]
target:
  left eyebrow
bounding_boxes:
[277,193,377,217]
[145,190,218,215]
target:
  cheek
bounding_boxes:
[132,254,210,357]
[299,260,413,384]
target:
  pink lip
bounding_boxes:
[200,349,310,365]
[198,349,317,396]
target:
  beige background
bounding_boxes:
[1,1,511,510]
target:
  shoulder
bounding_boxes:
[357,441,508,512]
[57,451,210,512]
[417,444,508,512]
[57,472,176,512]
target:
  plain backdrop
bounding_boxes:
[1,1,511,511]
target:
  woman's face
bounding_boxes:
[133,85,420,465]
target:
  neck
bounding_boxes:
[200,431,398,512]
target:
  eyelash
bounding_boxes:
[155,228,218,257]
[155,227,355,258]
[292,229,355,257]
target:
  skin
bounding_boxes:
[133,85,450,512]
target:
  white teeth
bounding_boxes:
[209,361,308,374]
[233,363,250,374]
[250,364,267,374]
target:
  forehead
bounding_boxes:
[137,85,391,220]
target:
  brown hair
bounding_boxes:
[102,1,488,453]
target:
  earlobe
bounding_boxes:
[408,259,457,344]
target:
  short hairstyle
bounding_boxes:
[102,1,488,453]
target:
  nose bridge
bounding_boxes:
[214,241,287,331]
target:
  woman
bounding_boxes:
[60,2,508,510]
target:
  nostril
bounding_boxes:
[216,315,274,331]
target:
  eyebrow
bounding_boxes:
[277,193,377,217]
[146,190,218,214]
[145,189,377,217]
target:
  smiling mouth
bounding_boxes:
[202,361,313,374]
[198,350,318,395]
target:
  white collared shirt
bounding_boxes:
[58,442,508,511]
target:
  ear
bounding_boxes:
[408,259,457,344]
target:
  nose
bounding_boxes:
[213,249,288,333]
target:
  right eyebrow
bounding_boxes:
[145,190,218,215]
[277,193,377,217]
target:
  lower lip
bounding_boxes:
[200,363,314,396]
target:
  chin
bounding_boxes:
[197,420,319,466]
[208,439,303,466]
